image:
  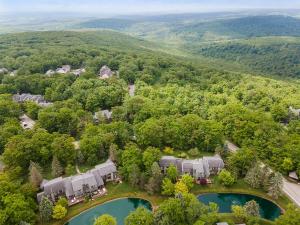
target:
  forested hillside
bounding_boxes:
[75,15,300,78]
[0,31,300,224]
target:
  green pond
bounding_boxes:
[198,193,282,221]
[65,198,152,225]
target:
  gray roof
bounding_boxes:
[225,140,239,153]
[95,159,117,176]
[63,178,74,198]
[72,68,86,76]
[0,68,8,74]
[38,159,116,199]
[13,93,52,107]
[159,156,183,173]
[90,168,104,186]
[70,173,98,193]
[289,171,299,180]
[20,114,36,130]
[56,65,71,74]
[43,177,65,195]
[203,156,224,169]
[99,65,113,79]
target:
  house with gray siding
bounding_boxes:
[37,160,117,203]
[159,155,224,179]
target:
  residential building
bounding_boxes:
[99,65,113,79]
[56,65,71,74]
[20,114,36,130]
[93,110,113,123]
[37,160,117,203]
[289,106,300,117]
[0,68,8,74]
[224,140,239,153]
[159,155,224,179]
[71,68,86,76]
[45,69,55,76]
[13,93,53,107]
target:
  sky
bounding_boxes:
[0,0,300,14]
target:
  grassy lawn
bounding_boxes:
[218,213,274,225]
[43,182,166,225]
[44,178,290,225]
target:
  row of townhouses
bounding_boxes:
[159,155,224,179]
[37,160,117,204]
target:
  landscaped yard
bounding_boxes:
[44,177,291,225]
[43,182,166,225]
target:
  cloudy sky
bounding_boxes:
[1,0,299,14]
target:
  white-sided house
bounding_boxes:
[159,155,224,179]
[37,160,117,203]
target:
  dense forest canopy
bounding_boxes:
[0,27,299,225]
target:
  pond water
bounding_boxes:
[198,193,281,221]
[65,198,152,225]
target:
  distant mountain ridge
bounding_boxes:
[77,15,300,40]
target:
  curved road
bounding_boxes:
[283,178,300,207]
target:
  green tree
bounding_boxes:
[142,147,161,174]
[29,161,43,188]
[39,196,53,222]
[145,162,163,194]
[268,172,283,199]
[154,198,184,225]
[243,200,260,217]
[125,207,154,225]
[128,164,141,188]
[174,181,189,195]
[52,205,67,220]
[56,197,68,208]
[181,174,194,191]
[120,143,142,180]
[218,169,235,186]
[166,164,178,182]
[275,204,300,225]
[94,214,117,225]
[51,156,64,178]
[228,148,256,178]
[245,163,263,189]
[52,134,76,166]
[282,158,294,174]
[231,205,246,222]
[162,178,175,196]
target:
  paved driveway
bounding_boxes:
[283,178,300,207]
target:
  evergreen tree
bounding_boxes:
[268,172,283,199]
[94,214,117,225]
[29,161,43,188]
[39,196,53,222]
[145,162,162,194]
[245,163,262,188]
[128,164,141,188]
[243,200,260,217]
[51,156,64,178]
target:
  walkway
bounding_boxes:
[129,84,135,97]
[283,178,300,207]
